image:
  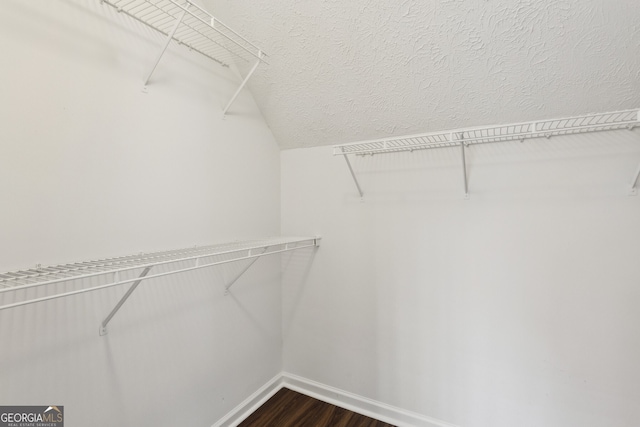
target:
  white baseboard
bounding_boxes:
[211,374,283,427]
[281,373,460,427]
[213,372,460,427]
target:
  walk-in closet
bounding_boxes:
[1,1,639,426]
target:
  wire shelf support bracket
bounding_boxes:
[99,266,152,336]
[223,51,263,116]
[341,147,364,198]
[629,113,640,196]
[224,246,267,295]
[99,0,267,114]
[143,6,188,89]
[333,109,640,198]
[459,135,469,200]
[0,237,321,335]
[630,162,640,196]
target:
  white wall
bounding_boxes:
[281,132,640,427]
[0,1,282,425]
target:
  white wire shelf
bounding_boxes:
[0,237,320,334]
[332,109,640,198]
[102,0,264,66]
[334,109,640,156]
[99,0,267,113]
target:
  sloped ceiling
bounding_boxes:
[205,0,640,150]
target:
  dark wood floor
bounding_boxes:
[239,388,395,427]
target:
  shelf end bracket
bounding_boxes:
[143,7,188,88]
[460,137,469,199]
[223,51,263,115]
[630,160,640,196]
[342,151,364,198]
[629,128,640,196]
[224,247,268,295]
[99,266,152,336]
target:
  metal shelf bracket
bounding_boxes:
[341,148,364,199]
[223,51,263,115]
[224,237,321,294]
[630,159,640,196]
[99,266,152,336]
[460,137,470,200]
[143,4,188,88]
[224,247,268,295]
[630,124,640,196]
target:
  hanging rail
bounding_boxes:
[333,108,640,198]
[99,0,267,113]
[0,237,320,335]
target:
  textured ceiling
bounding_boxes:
[205,0,640,150]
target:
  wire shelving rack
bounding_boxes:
[333,109,640,198]
[100,0,266,114]
[0,237,320,334]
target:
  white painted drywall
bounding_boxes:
[281,133,640,427]
[0,1,283,425]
